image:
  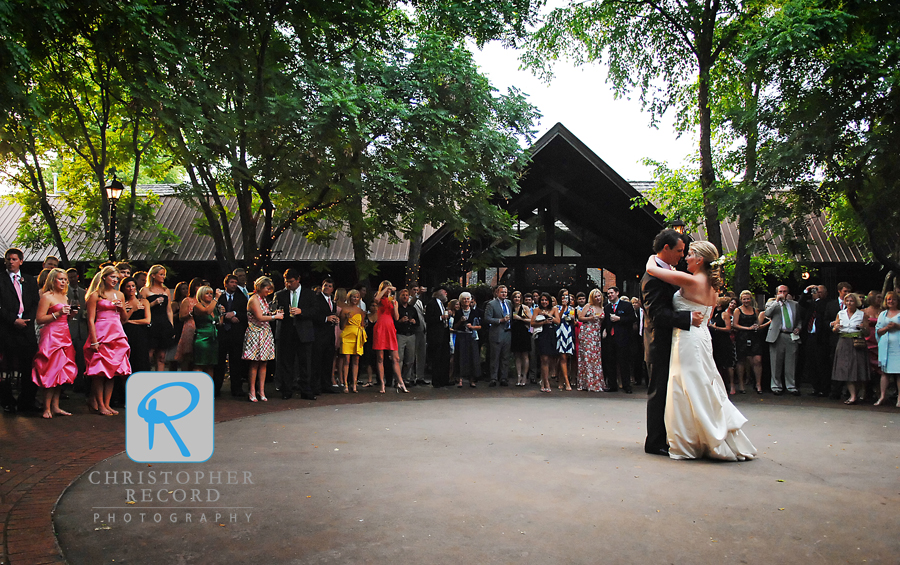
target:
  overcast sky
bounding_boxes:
[471,41,696,181]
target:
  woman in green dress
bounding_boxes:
[192,286,223,379]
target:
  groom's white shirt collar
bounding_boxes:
[655,256,673,270]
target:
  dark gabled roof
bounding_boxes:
[0,194,430,263]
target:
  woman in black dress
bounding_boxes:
[453,292,481,388]
[121,277,152,373]
[732,290,769,394]
[710,296,740,394]
[510,290,532,386]
[140,265,175,371]
[531,292,560,393]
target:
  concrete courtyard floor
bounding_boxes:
[50,390,900,565]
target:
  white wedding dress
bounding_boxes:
[666,291,757,461]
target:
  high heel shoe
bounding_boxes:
[259,394,267,402]
[343,386,349,394]
[249,393,258,402]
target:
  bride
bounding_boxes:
[645,242,757,461]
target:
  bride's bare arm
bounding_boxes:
[645,255,702,293]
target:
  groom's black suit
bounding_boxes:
[641,267,692,455]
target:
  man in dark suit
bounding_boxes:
[66,268,88,390]
[642,231,702,456]
[483,285,513,386]
[425,287,451,388]
[800,284,833,396]
[214,274,248,397]
[0,247,40,412]
[311,277,340,395]
[274,269,317,400]
[601,285,637,393]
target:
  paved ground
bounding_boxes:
[2,383,899,564]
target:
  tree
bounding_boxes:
[135,0,397,275]
[138,0,539,280]
[1,0,176,262]
[308,30,539,285]
[523,0,765,251]
[757,0,900,273]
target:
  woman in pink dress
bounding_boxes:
[84,266,132,416]
[32,268,78,418]
[371,280,405,393]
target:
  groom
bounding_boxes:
[642,229,703,456]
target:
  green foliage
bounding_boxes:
[721,252,800,294]
[631,159,706,232]
[753,0,900,271]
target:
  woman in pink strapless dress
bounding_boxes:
[32,268,78,418]
[84,266,132,416]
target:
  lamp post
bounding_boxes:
[670,219,686,234]
[104,174,125,261]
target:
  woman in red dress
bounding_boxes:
[371,280,407,393]
[32,268,78,418]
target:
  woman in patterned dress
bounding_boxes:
[242,277,283,402]
[192,286,223,380]
[576,289,606,391]
[556,289,576,391]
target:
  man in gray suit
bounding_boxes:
[484,285,513,386]
[765,284,802,396]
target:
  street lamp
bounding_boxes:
[104,173,125,261]
[670,219,686,234]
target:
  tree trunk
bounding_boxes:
[347,194,372,287]
[405,224,424,291]
[697,56,723,251]
[734,76,760,293]
[185,166,235,274]
[22,129,69,265]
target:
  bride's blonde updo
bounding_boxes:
[690,241,724,291]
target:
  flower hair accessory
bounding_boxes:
[709,257,727,268]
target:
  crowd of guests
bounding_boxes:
[1,246,899,418]
[708,281,900,407]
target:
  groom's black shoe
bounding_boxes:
[646,447,669,456]
[624,387,633,394]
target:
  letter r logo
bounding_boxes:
[126,372,214,463]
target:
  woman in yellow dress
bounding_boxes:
[340,290,367,393]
